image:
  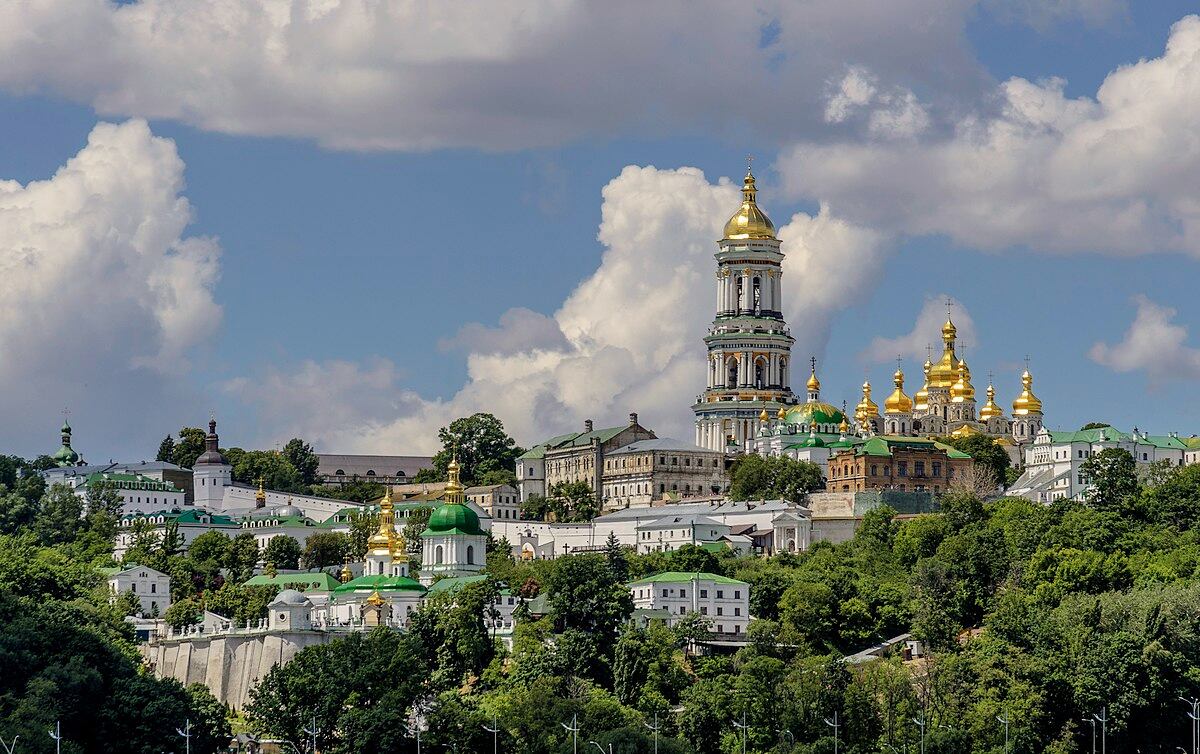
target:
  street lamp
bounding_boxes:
[302,716,318,754]
[587,742,612,754]
[1182,696,1200,754]
[561,714,581,754]
[48,720,62,754]
[644,712,662,754]
[482,715,500,754]
[732,708,749,754]
[996,711,1010,754]
[911,714,926,754]
[0,734,19,754]
[1083,716,1097,754]
[824,711,840,754]
[176,719,192,754]
[1093,708,1107,754]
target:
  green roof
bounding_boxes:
[699,542,731,553]
[120,509,239,526]
[244,572,340,591]
[1046,427,1193,450]
[332,573,425,595]
[427,574,489,593]
[627,571,748,587]
[839,436,971,459]
[240,514,317,527]
[422,502,485,537]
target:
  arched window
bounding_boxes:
[334,469,345,476]
[727,359,738,388]
[396,470,406,478]
[754,359,765,389]
[435,545,444,564]
[779,359,787,387]
[752,277,761,313]
[365,470,376,477]
[467,545,475,564]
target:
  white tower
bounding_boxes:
[1010,367,1044,444]
[192,418,231,508]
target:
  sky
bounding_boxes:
[2,0,1200,461]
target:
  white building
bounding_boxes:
[1009,426,1193,503]
[105,565,172,617]
[466,484,522,521]
[67,471,186,514]
[419,458,488,585]
[114,509,241,559]
[635,514,747,555]
[628,571,751,637]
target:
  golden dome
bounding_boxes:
[777,406,787,420]
[928,319,959,389]
[838,417,850,434]
[855,380,880,424]
[913,360,932,413]
[367,488,397,552]
[979,383,1004,420]
[723,168,776,240]
[884,369,913,414]
[950,359,975,403]
[445,453,465,503]
[1012,369,1043,415]
[806,365,821,393]
[950,423,986,439]
[254,477,266,506]
[340,564,352,583]
[759,408,769,422]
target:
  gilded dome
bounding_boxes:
[950,359,975,403]
[759,408,769,422]
[1012,369,1043,415]
[884,369,913,414]
[783,401,846,426]
[928,318,960,389]
[913,360,932,413]
[855,381,880,424]
[723,169,776,240]
[979,384,1004,420]
[806,367,821,393]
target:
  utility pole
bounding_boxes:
[643,712,661,754]
[561,714,580,754]
[996,711,1010,754]
[176,719,192,754]
[1093,708,1107,754]
[48,721,62,754]
[482,715,500,754]
[824,711,840,754]
[1183,696,1200,754]
[912,714,926,754]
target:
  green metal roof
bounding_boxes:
[839,436,972,459]
[627,571,748,587]
[332,573,425,595]
[244,572,341,591]
[119,509,239,526]
[426,574,489,593]
[422,502,485,537]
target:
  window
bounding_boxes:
[679,606,686,614]
[700,589,708,598]
[700,606,708,615]
[680,589,686,597]
[734,607,741,616]
[435,545,444,564]
[734,590,740,599]
[915,461,925,476]
[467,545,475,564]
[898,461,908,477]
[871,464,877,476]
[150,583,156,593]
[716,590,724,599]
[716,607,723,616]
[932,462,942,477]
[662,588,669,597]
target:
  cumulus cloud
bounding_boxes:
[780,15,1200,256]
[824,67,930,140]
[0,119,221,456]
[226,166,884,451]
[0,0,995,151]
[1089,295,1200,382]
[861,295,977,366]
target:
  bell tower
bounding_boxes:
[693,163,798,451]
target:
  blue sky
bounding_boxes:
[1,1,1199,460]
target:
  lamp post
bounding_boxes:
[1182,696,1200,754]
[1093,708,1107,754]
[176,719,192,754]
[48,721,62,754]
[996,711,1010,754]
[587,742,612,754]
[824,711,840,754]
[732,708,749,754]
[482,715,500,754]
[912,715,926,754]
[644,712,661,754]
[302,716,317,754]
[0,735,18,754]
[561,714,581,754]
[1083,716,1097,754]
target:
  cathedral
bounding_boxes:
[693,164,1046,465]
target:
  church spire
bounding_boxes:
[445,451,465,505]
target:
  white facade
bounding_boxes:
[636,514,734,554]
[107,565,172,617]
[114,510,241,559]
[629,572,751,636]
[515,453,546,502]
[466,484,522,521]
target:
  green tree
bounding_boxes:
[301,531,350,569]
[156,435,176,462]
[729,454,823,502]
[33,483,83,546]
[263,535,302,570]
[165,597,203,628]
[0,486,36,534]
[225,448,305,492]
[171,426,208,469]
[408,579,500,689]
[521,493,550,521]
[548,480,598,522]
[205,583,279,622]
[309,478,385,503]
[545,554,633,682]
[225,532,261,582]
[1081,447,1139,512]
[1080,422,1112,431]
[282,438,321,486]
[430,413,524,485]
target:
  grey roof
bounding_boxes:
[465,484,517,494]
[270,589,312,606]
[608,438,717,455]
[43,460,186,478]
[595,498,798,524]
[316,454,433,478]
[638,514,724,530]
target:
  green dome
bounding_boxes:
[52,443,79,466]
[797,434,826,448]
[423,503,485,536]
[783,401,846,426]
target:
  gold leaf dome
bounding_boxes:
[950,359,975,403]
[1012,369,1043,415]
[367,488,397,553]
[979,384,1004,420]
[855,380,880,424]
[913,360,932,413]
[759,408,769,422]
[884,369,913,414]
[723,168,776,240]
[806,368,821,393]
[928,318,960,389]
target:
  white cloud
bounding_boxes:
[226,166,884,451]
[779,15,1200,256]
[824,67,930,140]
[0,119,221,456]
[0,0,994,151]
[1089,295,1200,382]
[861,295,977,366]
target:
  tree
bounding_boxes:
[205,583,279,622]
[33,483,83,546]
[430,413,524,485]
[155,435,176,462]
[263,535,302,570]
[408,580,500,689]
[301,531,350,569]
[226,533,261,582]
[1081,448,1139,512]
[545,554,633,682]
[171,426,208,469]
[521,493,551,521]
[729,455,823,502]
[165,597,203,628]
[0,486,36,535]
[224,448,305,492]
[548,480,598,522]
[941,434,1010,491]
[402,507,432,565]
[283,438,321,486]
[1080,422,1112,431]
[309,478,385,503]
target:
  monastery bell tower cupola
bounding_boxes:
[694,162,799,452]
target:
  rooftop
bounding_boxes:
[628,571,749,587]
[608,438,716,455]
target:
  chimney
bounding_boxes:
[584,419,593,433]
[629,412,638,426]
